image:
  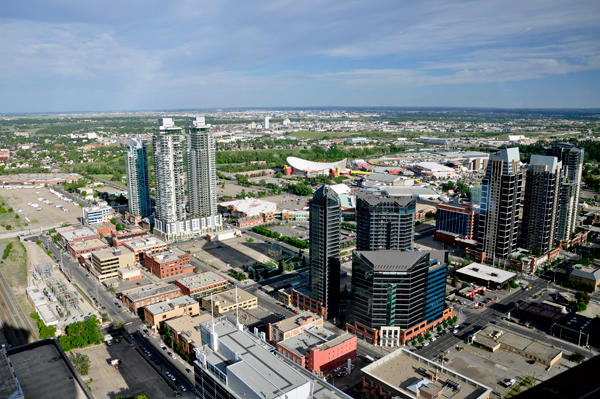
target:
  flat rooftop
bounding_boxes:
[144,295,197,315]
[165,314,212,348]
[0,351,21,399]
[362,348,491,399]
[123,236,167,250]
[92,246,133,260]
[176,271,227,290]
[146,249,187,264]
[382,186,440,198]
[219,198,277,215]
[498,331,563,361]
[520,302,566,321]
[194,317,351,399]
[69,238,106,251]
[272,313,321,332]
[9,343,88,399]
[123,283,180,302]
[456,263,515,284]
[278,328,351,358]
[208,288,256,305]
[59,227,97,242]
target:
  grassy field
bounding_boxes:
[0,197,29,232]
[0,238,35,317]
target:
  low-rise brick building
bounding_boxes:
[143,249,193,279]
[68,238,109,259]
[122,283,181,314]
[123,237,168,263]
[163,314,213,353]
[111,226,151,247]
[268,313,324,343]
[175,271,228,299]
[277,328,357,375]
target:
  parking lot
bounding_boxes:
[76,340,179,399]
[0,187,82,233]
[180,236,275,270]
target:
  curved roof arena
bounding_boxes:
[286,157,346,172]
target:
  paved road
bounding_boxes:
[417,276,592,361]
[53,186,93,207]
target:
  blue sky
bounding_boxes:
[1,0,599,112]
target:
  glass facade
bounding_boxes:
[350,252,429,330]
[125,138,152,217]
[424,263,446,323]
[436,206,478,239]
[356,195,415,251]
[309,185,342,317]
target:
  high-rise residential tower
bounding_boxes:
[152,117,223,242]
[356,194,415,251]
[187,117,218,224]
[125,137,152,217]
[547,143,584,242]
[520,155,562,254]
[309,185,341,318]
[474,147,523,266]
[152,118,187,241]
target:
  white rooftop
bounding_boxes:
[414,162,455,172]
[218,198,277,215]
[456,263,516,284]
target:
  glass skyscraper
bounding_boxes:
[309,185,341,318]
[125,137,152,217]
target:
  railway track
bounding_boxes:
[0,270,38,347]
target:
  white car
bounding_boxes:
[423,342,430,347]
[431,337,436,342]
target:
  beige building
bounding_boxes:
[91,247,135,281]
[201,288,257,316]
[143,295,201,330]
[473,327,562,367]
[268,312,323,343]
[164,314,213,352]
[118,266,142,282]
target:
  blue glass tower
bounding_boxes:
[125,137,152,217]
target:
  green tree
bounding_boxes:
[443,322,448,329]
[411,340,417,347]
[278,259,284,274]
[417,335,425,343]
[36,239,41,245]
[437,325,442,332]
[70,352,91,375]
[424,332,432,340]
[248,237,254,243]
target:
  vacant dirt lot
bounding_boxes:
[0,187,82,233]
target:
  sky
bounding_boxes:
[1,0,599,112]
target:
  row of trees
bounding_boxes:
[30,312,57,339]
[252,226,281,238]
[281,235,309,249]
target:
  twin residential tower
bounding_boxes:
[125,117,221,241]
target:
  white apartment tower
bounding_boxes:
[187,117,221,233]
[264,116,271,129]
[153,118,186,240]
[153,117,222,242]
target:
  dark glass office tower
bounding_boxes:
[547,143,584,241]
[476,148,523,266]
[349,250,446,331]
[125,137,152,217]
[309,185,341,317]
[356,194,415,251]
[520,155,562,253]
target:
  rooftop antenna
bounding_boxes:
[211,291,215,332]
[236,286,240,325]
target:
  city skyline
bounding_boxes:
[1,1,599,112]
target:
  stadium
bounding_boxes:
[285,156,347,177]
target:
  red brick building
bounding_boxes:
[123,237,169,263]
[67,238,109,259]
[90,222,116,237]
[291,288,328,318]
[175,271,228,299]
[276,328,357,375]
[121,283,182,313]
[268,313,324,343]
[111,226,151,247]
[0,149,10,162]
[143,249,194,279]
